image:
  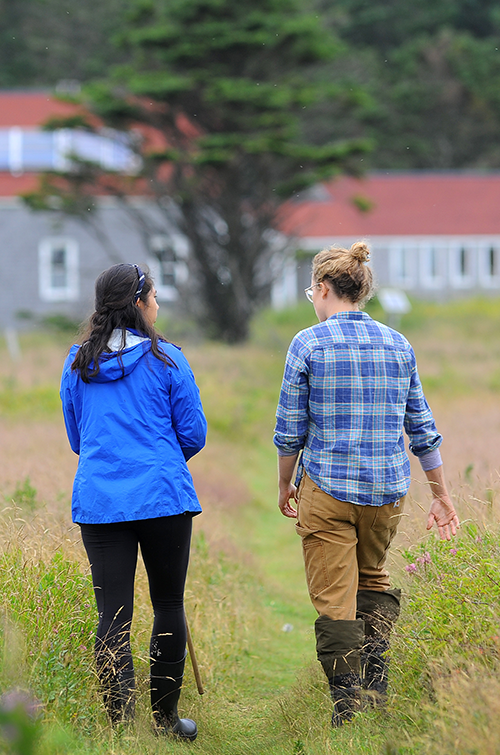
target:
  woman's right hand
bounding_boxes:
[278,483,298,518]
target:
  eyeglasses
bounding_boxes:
[304,283,322,303]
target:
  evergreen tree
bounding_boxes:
[25,0,368,342]
[315,0,500,169]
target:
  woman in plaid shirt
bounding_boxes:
[274,241,459,728]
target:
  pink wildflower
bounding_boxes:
[416,552,431,566]
[450,548,457,555]
[405,563,417,574]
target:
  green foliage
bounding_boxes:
[0,380,60,419]
[0,0,134,87]
[0,545,97,731]
[351,193,376,213]
[401,526,500,659]
[39,314,80,337]
[306,0,500,169]
[8,478,38,513]
[392,524,500,752]
[0,694,41,755]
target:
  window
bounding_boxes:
[389,245,416,288]
[449,245,474,288]
[39,238,79,301]
[420,245,445,289]
[478,244,500,288]
[0,127,138,174]
[148,235,189,301]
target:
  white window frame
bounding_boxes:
[448,243,475,289]
[388,244,417,288]
[478,243,500,289]
[147,234,189,301]
[38,237,79,302]
[419,244,445,289]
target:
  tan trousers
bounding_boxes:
[296,473,405,621]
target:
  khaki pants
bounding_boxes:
[296,473,405,621]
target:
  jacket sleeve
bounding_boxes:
[60,357,80,455]
[169,349,207,461]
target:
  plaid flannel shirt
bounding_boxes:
[273,311,442,506]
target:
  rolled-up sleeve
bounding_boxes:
[273,336,310,456]
[404,358,442,458]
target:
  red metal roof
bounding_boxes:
[279,173,500,237]
[0,173,38,196]
[0,90,82,128]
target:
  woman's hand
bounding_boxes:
[426,495,460,540]
[424,466,459,540]
[279,483,298,518]
[277,453,299,518]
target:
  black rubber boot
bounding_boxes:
[97,659,135,726]
[95,641,135,725]
[329,672,362,727]
[357,589,401,707]
[150,654,197,741]
[315,616,364,728]
[102,670,135,726]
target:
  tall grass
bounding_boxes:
[1,297,500,752]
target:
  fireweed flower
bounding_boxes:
[416,552,431,567]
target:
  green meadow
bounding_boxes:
[0,298,500,754]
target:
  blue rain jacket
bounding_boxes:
[60,332,207,524]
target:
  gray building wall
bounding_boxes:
[0,198,187,329]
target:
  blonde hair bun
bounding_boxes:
[311,240,374,306]
[350,241,370,264]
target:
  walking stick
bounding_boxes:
[185,614,204,695]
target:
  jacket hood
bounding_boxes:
[70,329,152,384]
[91,341,151,383]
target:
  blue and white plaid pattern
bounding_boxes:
[273,311,442,506]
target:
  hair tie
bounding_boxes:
[132,264,145,302]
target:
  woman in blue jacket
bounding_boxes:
[60,263,207,740]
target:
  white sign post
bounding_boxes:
[377,288,411,330]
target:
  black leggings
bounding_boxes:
[80,514,193,678]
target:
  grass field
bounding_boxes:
[0,297,499,753]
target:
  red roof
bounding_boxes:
[0,90,82,128]
[0,173,38,196]
[280,173,500,237]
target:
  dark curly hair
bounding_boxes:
[71,263,175,383]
